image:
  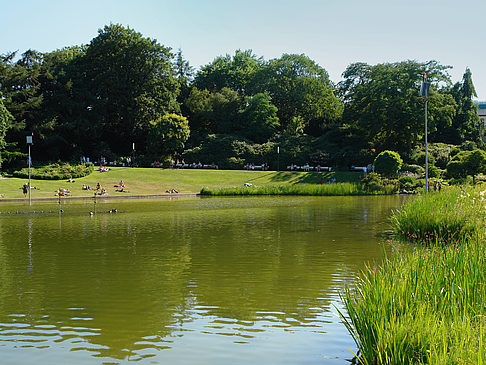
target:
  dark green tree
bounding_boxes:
[194,49,264,96]
[339,60,454,154]
[83,24,180,155]
[238,93,279,143]
[147,113,190,157]
[374,150,403,176]
[446,149,486,183]
[257,54,342,133]
[0,96,13,167]
[185,87,242,135]
[448,68,482,144]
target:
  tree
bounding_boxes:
[448,68,482,144]
[185,87,242,135]
[339,60,454,154]
[147,114,190,157]
[194,49,264,96]
[446,149,486,183]
[238,93,279,143]
[374,150,403,176]
[257,54,342,133]
[83,24,180,155]
[0,97,13,167]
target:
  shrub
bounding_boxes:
[374,150,403,176]
[13,163,94,180]
[400,164,424,176]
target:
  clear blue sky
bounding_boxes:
[2,0,485,98]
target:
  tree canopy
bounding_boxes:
[0,25,483,169]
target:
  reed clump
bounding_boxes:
[391,186,486,243]
[342,239,486,364]
[342,185,486,364]
[200,183,398,196]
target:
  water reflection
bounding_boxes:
[0,196,404,364]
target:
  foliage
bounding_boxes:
[339,60,454,154]
[0,97,13,167]
[401,163,425,176]
[147,114,190,157]
[238,93,279,143]
[446,149,486,182]
[83,24,180,155]
[360,172,398,192]
[398,176,423,192]
[391,186,485,243]
[342,186,486,364]
[200,182,397,196]
[342,238,486,365]
[374,150,403,176]
[12,162,94,180]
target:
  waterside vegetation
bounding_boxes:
[342,186,486,364]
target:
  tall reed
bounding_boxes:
[342,185,486,364]
[200,183,398,196]
[391,186,486,243]
[341,239,486,364]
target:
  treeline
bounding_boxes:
[0,24,482,169]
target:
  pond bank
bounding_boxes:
[342,186,486,364]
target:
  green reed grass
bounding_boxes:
[200,183,398,196]
[341,185,486,364]
[391,186,486,243]
[341,238,486,364]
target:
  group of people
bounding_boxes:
[244,163,269,171]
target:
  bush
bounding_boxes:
[374,150,403,176]
[12,162,94,180]
[398,176,423,192]
[400,164,424,176]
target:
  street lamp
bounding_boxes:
[277,146,280,172]
[420,73,431,194]
[26,134,33,205]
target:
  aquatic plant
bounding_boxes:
[200,183,398,196]
[341,238,486,364]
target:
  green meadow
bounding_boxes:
[0,167,362,199]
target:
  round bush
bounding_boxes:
[374,151,403,176]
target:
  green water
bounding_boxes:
[0,196,405,364]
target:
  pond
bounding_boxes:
[0,195,405,364]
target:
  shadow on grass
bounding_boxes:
[268,172,301,183]
[293,172,334,184]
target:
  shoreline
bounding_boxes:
[0,193,200,203]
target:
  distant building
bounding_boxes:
[478,101,486,126]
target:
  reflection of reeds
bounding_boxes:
[341,186,486,364]
[200,183,398,196]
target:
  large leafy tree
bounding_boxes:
[0,50,45,143]
[339,60,454,154]
[147,113,190,157]
[256,54,342,133]
[0,96,13,167]
[83,24,180,155]
[238,93,279,143]
[194,49,264,96]
[448,68,482,144]
[185,87,242,135]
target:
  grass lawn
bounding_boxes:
[0,167,363,199]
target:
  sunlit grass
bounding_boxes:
[341,186,486,364]
[391,186,486,243]
[200,183,398,196]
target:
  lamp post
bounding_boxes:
[132,142,135,167]
[420,74,431,194]
[26,135,33,205]
[277,146,280,172]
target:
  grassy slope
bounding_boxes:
[0,167,362,199]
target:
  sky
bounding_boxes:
[2,0,485,98]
